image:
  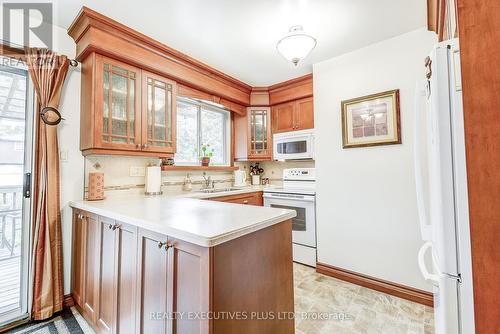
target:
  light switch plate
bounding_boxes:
[130,166,146,177]
[59,149,68,162]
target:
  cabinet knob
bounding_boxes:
[158,241,167,249]
[243,200,249,204]
[111,223,121,231]
[142,144,148,149]
[164,243,173,251]
[136,144,140,149]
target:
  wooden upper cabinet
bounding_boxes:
[295,96,314,130]
[272,102,295,133]
[248,107,272,159]
[80,53,177,158]
[141,71,177,154]
[234,107,272,161]
[95,55,141,152]
[272,97,314,133]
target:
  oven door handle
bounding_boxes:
[262,193,316,202]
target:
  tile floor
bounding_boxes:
[293,263,435,334]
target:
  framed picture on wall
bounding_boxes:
[341,89,401,148]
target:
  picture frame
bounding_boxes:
[341,89,401,148]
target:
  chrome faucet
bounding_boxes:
[202,172,214,189]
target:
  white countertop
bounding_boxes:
[70,186,296,247]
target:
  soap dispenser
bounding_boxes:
[182,173,192,192]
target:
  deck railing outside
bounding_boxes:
[0,185,22,314]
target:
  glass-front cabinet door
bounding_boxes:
[141,71,176,154]
[248,107,272,159]
[96,55,141,151]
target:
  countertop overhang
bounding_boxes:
[70,191,296,247]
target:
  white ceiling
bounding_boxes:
[52,0,426,86]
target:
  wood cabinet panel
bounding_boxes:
[272,102,295,133]
[248,107,272,160]
[80,53,177,158]
[141,71,177,154]
[136,229,169,334]
[295,97,314,130]
[115,223,138,334]
[94,54,142,152]
[96,217,116,334]
[209,192,263,206]
[234,108,272,161]
[72,208,294,334]
[212,220,294,333]
[83,213,99,324]
[71,211,85,307]
[168,238,210,334]
[233,112,248,161]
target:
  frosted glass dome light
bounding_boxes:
[276,26,317,66]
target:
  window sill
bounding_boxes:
[160,165,239,171]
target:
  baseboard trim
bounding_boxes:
[316,262,434,307]
[63,294,75,308]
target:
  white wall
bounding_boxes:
[52,25,84,295]
[313,28,436,291]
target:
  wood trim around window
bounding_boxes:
[316,263,434,307]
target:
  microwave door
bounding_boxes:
[274,137,313,160]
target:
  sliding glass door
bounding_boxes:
[0,60,33,327]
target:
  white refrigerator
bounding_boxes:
[414,39,475,334]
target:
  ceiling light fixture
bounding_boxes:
[276,25,317,66]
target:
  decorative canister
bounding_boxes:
[251,174,261,186]
[88,172,105,200]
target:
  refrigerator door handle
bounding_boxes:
[414,81,432,241]
[418,241,440,283]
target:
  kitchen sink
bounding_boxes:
[195,188,242,194]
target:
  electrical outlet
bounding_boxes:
[129,166,146,177]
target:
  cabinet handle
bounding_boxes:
[243,200,249,204]
[142,144,148,149]
[136,144,140,149]
[111,223,121,231]
[164,242,173,251]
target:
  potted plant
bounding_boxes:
[199,144,214,166]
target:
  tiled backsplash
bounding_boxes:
[83,155,314,197]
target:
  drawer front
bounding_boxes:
[210,192,263,206]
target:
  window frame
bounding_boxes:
[175,97,231,166]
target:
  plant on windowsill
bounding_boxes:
[198,144,214,166]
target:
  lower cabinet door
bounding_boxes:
[83,212,99,324]
[115,222,138,334]
[168,238,210,334]
[72,210,85,307]
[96,217,116,334]
[136,229,169,334]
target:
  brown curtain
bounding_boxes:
[25,48,69,320]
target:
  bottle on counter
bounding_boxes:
[183,173,193,192]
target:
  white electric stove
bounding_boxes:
[263,168,317,267]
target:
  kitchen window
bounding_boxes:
[175,98,230,166]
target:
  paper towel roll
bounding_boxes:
[145,166,162,195]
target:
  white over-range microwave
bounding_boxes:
[273,129,315,161]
